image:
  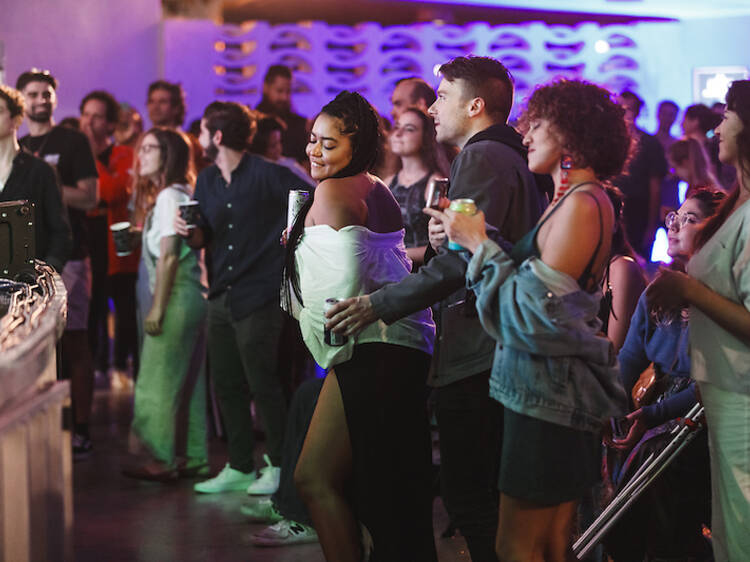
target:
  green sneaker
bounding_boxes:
[240,497,284,523]
[193,463,256,493]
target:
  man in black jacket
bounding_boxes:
[0,84,71,272]
[256,65,309,164]
[326,56,546,561]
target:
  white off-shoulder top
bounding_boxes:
[292,224,435,369]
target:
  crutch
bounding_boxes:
[573,402,705,560]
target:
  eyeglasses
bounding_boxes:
[665,211,699,230]
[139,143,160,154]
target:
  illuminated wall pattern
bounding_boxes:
[212,20,644,120]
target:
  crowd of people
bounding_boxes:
[0,55,748,562]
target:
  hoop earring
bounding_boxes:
[554,154,574,204]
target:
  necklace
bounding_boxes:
[22,129,53,158]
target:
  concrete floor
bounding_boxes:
[73,382,471,562]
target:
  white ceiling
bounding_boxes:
[406,0,750,20]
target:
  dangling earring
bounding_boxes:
[554,154,574,204]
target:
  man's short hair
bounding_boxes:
[0,85,26,119]
[16,69,58,91]
[148,80,186,127]
[263,64,292,85]
[396,77,437,108]
[620,90,644,116]
[204,102,254,151]
[658,99,678,112]
[438,56,514,122]
[80,90,120,124]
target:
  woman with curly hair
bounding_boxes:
[428,79,632,560]
[648,80,750,562]
[286,91,437,561]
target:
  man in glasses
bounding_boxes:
[17,68,99,458]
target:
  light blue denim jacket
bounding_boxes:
[466,240,628,433]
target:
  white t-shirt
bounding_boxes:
[293,224,435,369]
[145,185,190,259]
[687,196,750,394]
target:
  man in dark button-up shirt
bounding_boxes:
[176,101,307,494]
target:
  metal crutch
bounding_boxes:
[574,402,705,560]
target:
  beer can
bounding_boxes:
[323,298,348,346]
[425,177,449,209]
[447,198,478,250]
[287,190,311,230]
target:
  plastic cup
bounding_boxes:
[179,201,200,230]
[110,221,132,256]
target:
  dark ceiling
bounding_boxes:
[221,0,671,26]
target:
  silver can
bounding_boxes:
[323,297,348,346]
[425,177,449,209]
[287,190,311,230]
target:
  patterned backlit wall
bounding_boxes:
[212,20,644,121]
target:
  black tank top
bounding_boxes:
[509,182,605,292]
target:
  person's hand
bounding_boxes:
[611,409,648,450]
[144,305,164,336]
[646,267,693,313]
[324,294,377,336]
[423,207,488,254]
[280,227,290,247]
[174,209,191,238]
[427,216,446,251]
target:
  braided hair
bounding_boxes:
[282,91,383,308]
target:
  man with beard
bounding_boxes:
[17,69,99,457]
[256,65,308,164]
[175,101,302,496]
[0,84,71,272]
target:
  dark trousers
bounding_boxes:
[109,272,139,373]
[207,294,287,471]
[272,376,323,525]
[435,371,503,562]
[87,216,110,371]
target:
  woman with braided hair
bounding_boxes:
[284,91,437,561]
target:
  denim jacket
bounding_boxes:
[466,240,628,433]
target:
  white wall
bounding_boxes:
[0,0,162,126]
[634,16,750,133]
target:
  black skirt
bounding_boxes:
[334,342,437,562]
[498,408,602,506]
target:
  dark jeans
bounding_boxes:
[435,371,503,562]
[272,377,323,525]
[87,215,110,371]
[207,294,287,471]
[109,272,139,373]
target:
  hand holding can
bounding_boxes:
[323,298,348,346]
[447,199,478,250]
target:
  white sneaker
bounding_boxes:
[250,519,318,547]
[246,454,281,495]
[194,463,256,493]
[240,497,284,523]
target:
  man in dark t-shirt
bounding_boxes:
[0,84,72,271]
[17,69,99,457]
